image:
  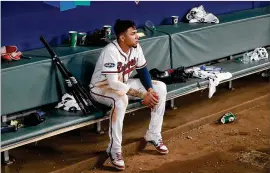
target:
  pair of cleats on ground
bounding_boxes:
[106,134,169,171]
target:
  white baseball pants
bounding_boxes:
[90,79,167,153]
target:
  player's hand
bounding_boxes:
[142,89,159,108]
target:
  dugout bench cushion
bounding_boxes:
[1,110,103,148]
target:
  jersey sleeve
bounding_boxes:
[135,43,147,69]
[101,49,119,75]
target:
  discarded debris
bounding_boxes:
[220,112,236,124]
[186,136,193,140]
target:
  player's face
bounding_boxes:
[124,27,139,48]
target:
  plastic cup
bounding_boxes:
[78,32,87,45]
[69,31,78,47]
[171,16,179,25]
[103,25,112,39]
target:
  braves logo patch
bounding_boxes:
[104,63,115,68]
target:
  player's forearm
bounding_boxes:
[126,88,145,99]
[107,74,130,93]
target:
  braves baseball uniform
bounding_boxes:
[90,40,167,154]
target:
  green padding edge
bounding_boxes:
[1,111,103,147]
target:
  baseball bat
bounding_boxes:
[40,36,91,114]
[53,52,100,111]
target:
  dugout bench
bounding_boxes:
[1,6,270,164]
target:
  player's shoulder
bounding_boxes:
[134,43,143,55]
[102,42,118,53]
[136,42,142,48]
[135,42,143,52]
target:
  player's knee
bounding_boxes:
[153,81,167,96]
[160,81,167,94]
[115,95,129,109]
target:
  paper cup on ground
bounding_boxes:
[78,32,87,45]
[171,16,179,25]
[69,31,78,47]
[103,25,112,39]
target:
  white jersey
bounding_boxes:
[90,40,147,87]
[89,40,168,156]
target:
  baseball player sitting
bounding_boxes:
[89,19,169,170]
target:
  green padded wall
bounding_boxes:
[1,33,170,115]
[1,46,102,115]
[157,6,270,68]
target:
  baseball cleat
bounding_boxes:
[144,133,169,154]
[107,151,125,170]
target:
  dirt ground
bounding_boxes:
[86,102,270,173]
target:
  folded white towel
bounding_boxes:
[187,67,232,98]
[208,72,232,98]
[186,5,219,24]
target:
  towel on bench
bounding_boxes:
[186,67,232,98]
[55,93,81,112]
[186,5,219,24]
[243,47,269,62]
